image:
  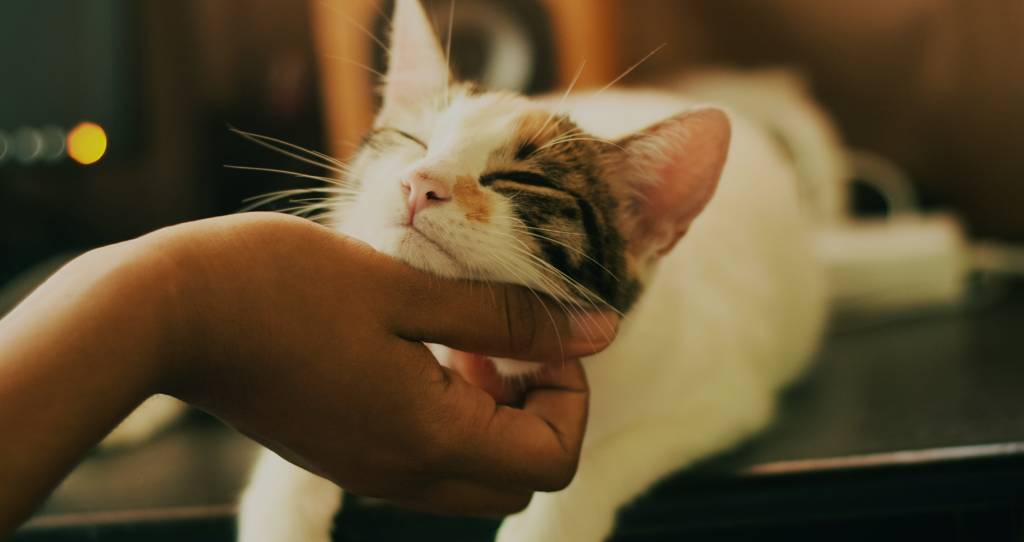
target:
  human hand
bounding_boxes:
[0,212,619,534]
[154,213,618,515]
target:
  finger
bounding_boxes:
[446,350,525,406]
[384,266,619,362]
[443,359,589,491]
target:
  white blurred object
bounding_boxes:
[672,68,850,226]
[670,68,1024,321]
[452,1,533,92]
[814,215,968,316]
[847,148,918,216]
[970,240,1024,276]
[98,394,190,450]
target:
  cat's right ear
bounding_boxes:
[613,108,731,263]
[378,0,451,123]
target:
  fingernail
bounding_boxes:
[569,310,619,346]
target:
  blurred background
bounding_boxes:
[0,0,327,293]
[3,0,1023,296]
[623,0,1024,243]
[5,0,1024,538]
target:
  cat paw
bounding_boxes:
[495,492,616,542]
[238,450,342,542]
[98,395,188,450]
[237,497,335,542]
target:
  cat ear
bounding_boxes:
[614,108,731,259]
[378,0,450,122]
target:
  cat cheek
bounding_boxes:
[452,175,494,224]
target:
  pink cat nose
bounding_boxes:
[402,172,451,222]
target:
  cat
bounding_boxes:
[237,0,827,541]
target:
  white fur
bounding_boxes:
[492,94,825,542]
[98,394,189,450]
[238,1,826,540]
[671,69,851,225]
[339,87,591,306]
[238,449,342,542]
[239,89,826,542]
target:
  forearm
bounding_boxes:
[0,212,609,533]
[0,241,180,537]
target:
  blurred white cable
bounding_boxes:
[814,214,969,317]
[970,241,1024,277]
[847,148,918,216]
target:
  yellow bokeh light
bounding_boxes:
[67,122,107,165]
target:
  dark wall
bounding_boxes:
[0,0,327,286]
[622,0,1024,242]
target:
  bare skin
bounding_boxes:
[0,212,618,538]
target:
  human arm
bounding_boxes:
[0,212,618,537]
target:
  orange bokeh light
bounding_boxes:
[67,122,107,165]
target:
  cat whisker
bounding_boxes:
[275,202,334,217]
[486,227,614,318]
[295,201,339,214]
[580,43,665,108]
[320,1,390,54]
[325,55,386,79]
[626,132,671,144]
[234,127,354,171]
[530,60,587,144]
[488,247,607,357]
[366,0,391,24]
[225,165,361,190]
[512,252,621,346]
[475,250,570,361]
[444,0,454,107]
[515,225,585,237]
[509,226,620,281]
[521,248,618,319]
[309,208,352,227]
[239,189,332,213]
[527,125,584,158]
[481,190,525,214]
[495,226,624,327]
[486,246,610,348]
[473,229,582,305]
[535,138,625,153]
[230,127,351,174]
[556,126,584,138]
[536,126,584,150]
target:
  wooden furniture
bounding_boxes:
[17,284,1024,541]
[309,0,623,159]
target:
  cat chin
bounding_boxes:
[378,226,465,278]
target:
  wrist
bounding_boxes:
[131,213,316,408]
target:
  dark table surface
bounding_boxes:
[17,282,1024,540]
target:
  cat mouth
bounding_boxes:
[400,225,457,262]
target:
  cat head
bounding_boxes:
[334,0,730,314]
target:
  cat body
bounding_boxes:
[238,1,826,541]
[535,87,824,443]
[485,92,824,541]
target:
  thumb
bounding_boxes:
[385,268,619,362]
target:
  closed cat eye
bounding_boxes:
[387,128,427,149]
[479,170,558,190]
